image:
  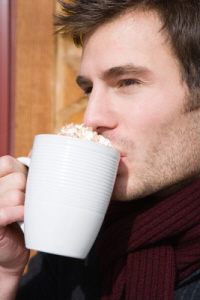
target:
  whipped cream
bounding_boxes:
[59,123,113,147]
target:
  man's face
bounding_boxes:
[77,10,200,201]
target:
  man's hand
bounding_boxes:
[0,155,30,299]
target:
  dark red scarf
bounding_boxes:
[99,179,200,300]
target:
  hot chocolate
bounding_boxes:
[59,123,113,147]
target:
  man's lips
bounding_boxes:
[113,146,126,159]
[119,156,126,164]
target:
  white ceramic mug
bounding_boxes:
[17,134,120,258]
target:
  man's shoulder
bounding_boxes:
[174,269,200,300]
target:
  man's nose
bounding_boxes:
[83,89,117,132]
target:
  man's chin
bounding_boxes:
[111,175,155,202]
[111,175,125,201]
[111,177,134,201]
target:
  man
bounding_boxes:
[0,0,199,299]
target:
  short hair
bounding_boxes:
[54,0,200,108]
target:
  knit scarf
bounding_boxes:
[99,179,200,300]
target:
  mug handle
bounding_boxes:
[16,157,31,232]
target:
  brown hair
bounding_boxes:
[54,0,200,106]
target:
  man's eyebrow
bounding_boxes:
[101,64,152,80]
[76,64,152,87]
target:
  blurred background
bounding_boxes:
[0,0,86,270]
[0,0,86,158]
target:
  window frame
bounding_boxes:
[0,0,15,156]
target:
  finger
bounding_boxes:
[0,190,25,208]
[0,206,24,228]
[0,156,28,178]
[0,173,27,197]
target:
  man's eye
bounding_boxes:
[118,79,139,87]
[84,87,93,95]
